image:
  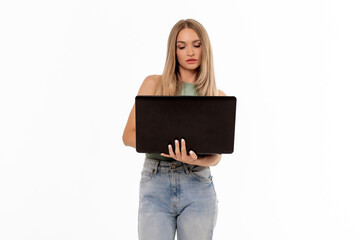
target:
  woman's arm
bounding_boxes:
[122,75,160,148]
[122,104,136,148]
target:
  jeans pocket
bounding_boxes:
[189,166,212,183]
[140,168,153,183]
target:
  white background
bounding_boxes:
[1,0,359,239]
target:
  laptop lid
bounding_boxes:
[135,96,236,155]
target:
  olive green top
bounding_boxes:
[145,82,198,161]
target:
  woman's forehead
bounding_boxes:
[176,28,200,43]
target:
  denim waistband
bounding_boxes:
[144,157,193,174]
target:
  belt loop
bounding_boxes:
[183,163,190,174]
[153,160,160,175]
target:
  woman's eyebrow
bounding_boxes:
[176,40,201,44]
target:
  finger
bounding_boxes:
[161,153,171,158]
[174,139,181,158]
[181,138,187,159]
[168,144,176,159]
[189,150,198,160]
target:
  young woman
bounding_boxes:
[123,19,226,240]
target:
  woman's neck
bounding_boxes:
[178,67,197,83]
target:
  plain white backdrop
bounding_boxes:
[1,0,359,239]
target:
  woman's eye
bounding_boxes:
[178,44,200,49]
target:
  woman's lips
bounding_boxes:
[186,59,197,64]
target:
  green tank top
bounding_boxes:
[145,82,198,161]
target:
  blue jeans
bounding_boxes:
[138,157,218,240]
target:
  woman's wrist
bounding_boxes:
[195,154,221,167]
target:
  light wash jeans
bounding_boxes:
[138,157,218,240]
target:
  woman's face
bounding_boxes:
[176,28,202,72]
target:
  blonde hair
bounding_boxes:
[154,19,218,96]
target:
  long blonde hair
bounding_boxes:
[155,19,218,96]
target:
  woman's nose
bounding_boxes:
[187,48,194,56]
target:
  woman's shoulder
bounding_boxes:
[137,74,161,95]
[144,74,161,85]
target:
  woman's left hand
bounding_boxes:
[161,138,199,164]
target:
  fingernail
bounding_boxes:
[181,138,184,142]
[175,139,178,143]
[190,150,194,154]
[168,144,171,148]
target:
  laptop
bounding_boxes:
[135,96,236,154]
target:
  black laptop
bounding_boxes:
[135,96,236,154]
